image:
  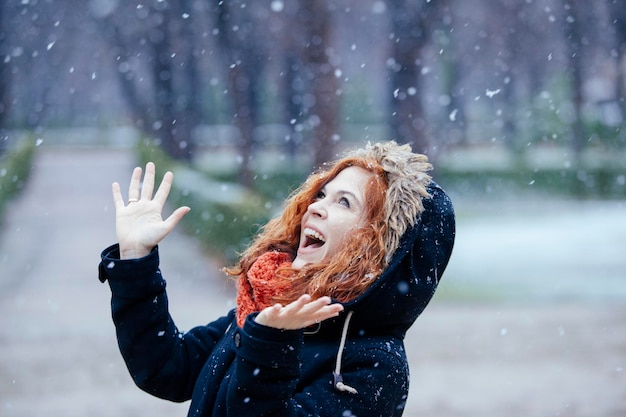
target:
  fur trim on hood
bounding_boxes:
[344,141,432,264]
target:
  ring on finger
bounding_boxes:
[128,198,139,203]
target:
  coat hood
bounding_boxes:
[338,181,455,339]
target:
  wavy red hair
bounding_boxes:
[224,156,389,304]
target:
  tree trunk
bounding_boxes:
[149,3,195,161]
[214,0,264,187]
[0,2,10,153]
[562,0,585,162]
[387,0,435,155]
[607,0,626,131]
[171,0,201,160]
[228,63,259,187]
[302,0,339,167]
[283,52,305,157]
[100,1,197,161]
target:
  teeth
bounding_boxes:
[304,227,325,242]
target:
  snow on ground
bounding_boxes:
[401,194,626,417]
[442,195,626,302]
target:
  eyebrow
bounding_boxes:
[323,186,363,208]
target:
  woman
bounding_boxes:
[98,141,455,417]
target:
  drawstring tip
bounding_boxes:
[333,372,358,394]
[333,311,357,394]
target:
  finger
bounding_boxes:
[278,294,311,316]
[308,303,343,326]
[311,296,332,306]
[162,206,191,231]
[153,171,174,206]
[255,304,282,327]
[270,304,283,316]
[112,182,125,209]
[295,294,312,306]
[140,162,156,201]
[320,303,344,317]
[127,166,142,201]
[300,296,332,314]
[278,296,330,325]
[305,298,342,319]
[284,294,324,315]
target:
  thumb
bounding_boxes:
[163,206,191,231]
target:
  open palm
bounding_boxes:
[255,295,344,330]
[112,162,190,259]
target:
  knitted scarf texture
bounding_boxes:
[236,251,294,327]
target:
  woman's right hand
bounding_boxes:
[112,162,190,259]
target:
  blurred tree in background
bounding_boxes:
[97,0,202,160]
[387,0,442,156]
[0,3,8,154]
[607,0,626,125]
[0,0,624,177]
[2,0,624,256]
[213,0,270,185]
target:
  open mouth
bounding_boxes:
[302,227,326,249]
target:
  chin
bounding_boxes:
[292,257,310,270]
[292,254,324,270]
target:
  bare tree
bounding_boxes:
[213,0,269,186]
[561,0,585,163]
[213,0,341,172]
[437,19,467,147]
[300,0,340,167]
[2,0,66,130]
[386,0,442,156]
[0,2,10,153]
[607,0,626,126]
[98,0,200,160]
[488,0,555,153]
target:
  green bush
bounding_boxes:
[436,165,626,199]
[174,182,272,263]
[0,139,36,214]
[136,138,178,180]
[211,170,308,203]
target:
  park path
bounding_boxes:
[1,146,625,417]
[0,147,233,416]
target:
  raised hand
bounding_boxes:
[255,295,344,330]
[112,162,190,259]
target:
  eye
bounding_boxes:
[314,190,326,201]
[339,196,350,208]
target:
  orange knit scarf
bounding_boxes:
[236,251,294,327]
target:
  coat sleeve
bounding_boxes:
[99,244,231,402]
[228,315,408,417]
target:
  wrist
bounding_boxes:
[119,245,152,260]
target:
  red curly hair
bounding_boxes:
[224,156,389,304]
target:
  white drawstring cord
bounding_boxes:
[333,311,358,394]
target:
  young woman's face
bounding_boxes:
[292,166,372,270]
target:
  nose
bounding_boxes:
[307,199,327,218]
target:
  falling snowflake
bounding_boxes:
[485,88,501,98]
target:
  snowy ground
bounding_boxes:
[0,147,624,417]
[403,193,626,417]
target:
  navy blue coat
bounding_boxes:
[98,182,455,417]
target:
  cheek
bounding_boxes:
[334,219,360,244]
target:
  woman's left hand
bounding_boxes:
[255,295,344,330]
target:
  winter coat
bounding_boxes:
[98,182,455,417]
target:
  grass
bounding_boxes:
[0,139,37,216]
